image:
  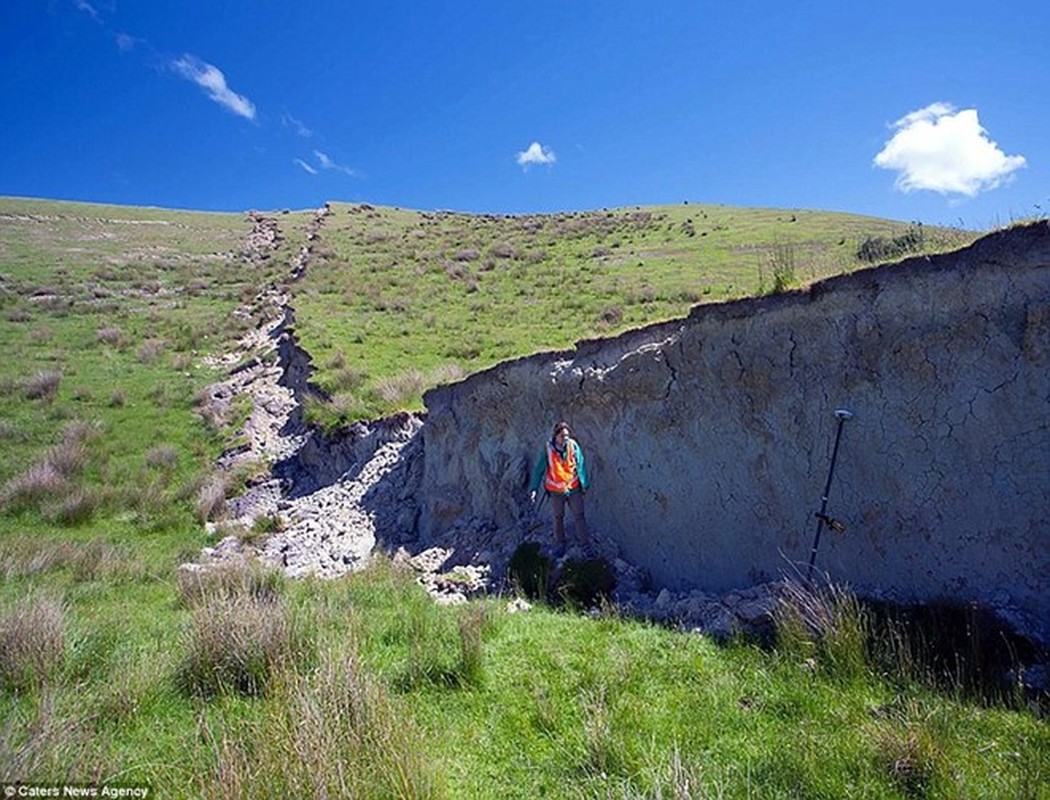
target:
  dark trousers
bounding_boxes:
[551,491,589,545]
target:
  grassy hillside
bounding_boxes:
[2,197,1044,799]
[293,202,974,424]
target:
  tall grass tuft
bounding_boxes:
[0,592,69,691]
[456,604,487,688]
[42,486,100,525]
[24,370,62,402]
[175,589,303,699]
[200,647,443,798]
[1,689,94,784]
[867,699,948,798]
[375,369,426,406]
[195,473,230,522]
[0,421,98,518]
[0,537,142,582]
[773,578,870,682]
[176,559,285,608]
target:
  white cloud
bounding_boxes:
[874,103,1025,196]
[294,158,318,175]
[282,113,313,138]
[171,54,256,121]
[314,150,356,177]
[114,32,138,52]
[74,0,101,22]
[516,141,557,169]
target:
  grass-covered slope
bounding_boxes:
[3,197,1044,798]
[293,202,974,424]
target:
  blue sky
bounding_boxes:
[1,1,1046,229]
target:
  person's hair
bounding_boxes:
[551,421,571,440]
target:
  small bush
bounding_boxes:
[0,593,68,691]
[507,542,552,601]
[555,558,616,608]
[857,224,925,263]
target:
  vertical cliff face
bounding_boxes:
[418,222,1050,644]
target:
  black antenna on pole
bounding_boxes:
[806,408,853,583]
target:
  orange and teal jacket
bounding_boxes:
[529,438,588,495]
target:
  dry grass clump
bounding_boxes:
[195,472,230,522]
[137,338,166,364]
[194,389,228,432]
[42,486,99,525]
[429,362,465,386]
[176,559,284,608]
[144,443,180,471]
[0,689,94,784]
[0,537,142,583]
[24,369,63,402]
[0,422,99,520]
[200,647,441,798]
[176,589,302,699]
[0,592,69,691]
[374,369,425,406]
[96,325,124,347]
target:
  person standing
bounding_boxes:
[529,421,590,548]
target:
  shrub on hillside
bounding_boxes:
[856,224,925,263]
[96,326,123,347]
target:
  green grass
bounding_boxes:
[1,196,1044,797]
[1,555,1046,798]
